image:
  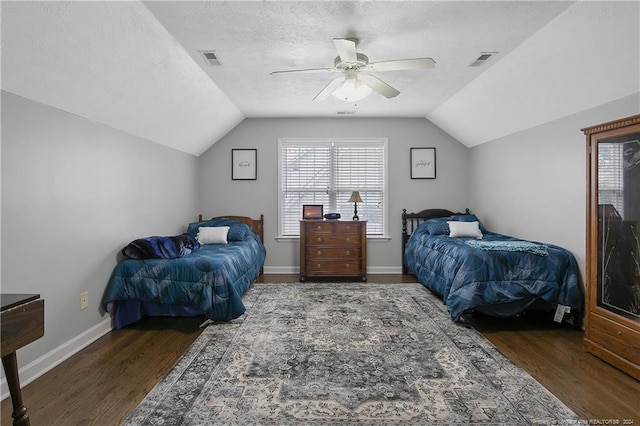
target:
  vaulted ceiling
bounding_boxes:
[2,1,638,156]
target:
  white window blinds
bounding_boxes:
[598,143,624,218]
[278,138,388,237]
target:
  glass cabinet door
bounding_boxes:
[596,132,640,322]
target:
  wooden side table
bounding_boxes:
[1,294,45,426]
[300,220,367,281]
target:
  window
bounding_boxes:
[278,137,388,237]
[598,143,624,217]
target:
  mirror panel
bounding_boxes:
[597,133,640,322]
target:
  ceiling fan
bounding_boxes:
[270,38,435,103]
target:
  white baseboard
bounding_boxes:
[263,265,298,274]
[262,266,402,275]
[367,266,403,274]
[1,317,112,401]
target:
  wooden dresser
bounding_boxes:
[300,220,367,281]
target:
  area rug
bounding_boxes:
[124,283,580,425]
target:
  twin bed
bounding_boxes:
[402,208,584,323]
[103,215,266,329]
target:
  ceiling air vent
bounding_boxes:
[199,50,222,66]
[336,111,355,115]
[469,52,497,67]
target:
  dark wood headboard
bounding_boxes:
[401,208,469,274]
[198,214,264,243]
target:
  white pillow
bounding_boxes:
[197,226,229,244]
[448,221,483,239]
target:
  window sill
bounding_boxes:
[274,236,299,242]
[367,235,392,242]
[275,235,391,241]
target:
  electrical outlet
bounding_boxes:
[80,291,89,310]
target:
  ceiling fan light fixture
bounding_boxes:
[272,38,435,102]
[331,77,372,103]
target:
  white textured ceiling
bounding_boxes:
[1,1,243,156]
[1,1,639,155]
[429,1,640,146]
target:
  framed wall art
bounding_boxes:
[232,149,257,180]
[410,147,436,179]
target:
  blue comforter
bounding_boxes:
[103,232,265,326]
[405,224,584,321]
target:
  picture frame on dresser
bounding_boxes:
[410,147,436,179]
[302,204,324,220]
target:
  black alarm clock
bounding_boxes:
[324,213,341,220]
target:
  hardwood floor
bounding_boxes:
[3,274,639,425]
[471,311,640,421]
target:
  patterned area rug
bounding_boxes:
[125,283,580,425]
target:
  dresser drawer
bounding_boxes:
[305,222,335,234]
[305,260,362,275]
[588,313,640,366]
[305,222,362,235]
[333,222,360,233]
[307,234,360,246]
[306,247,360,261]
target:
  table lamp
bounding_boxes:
[348,191,363,221]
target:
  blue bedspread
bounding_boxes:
[103,232,265,327]
[404,225,584,321]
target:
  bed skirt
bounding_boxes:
[107,300,204,329]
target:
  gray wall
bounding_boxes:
[5,88,635,383]
[468,93,640,275]
[197,117,469,272]
[1,91,199,369]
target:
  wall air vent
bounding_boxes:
[336,111,355,115]
[469,52,497,67]
[199,50,222,66]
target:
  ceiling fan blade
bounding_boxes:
[333,38,357,63]
[360,74,400,98]
[366,58,436,72]
[270,67,337,75]
[313,77,345,102]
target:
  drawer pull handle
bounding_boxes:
[317,250,322,255]
[346,263,350,268]
[346,250,350,255]
[317,238,322,242]
[346,238,351,242]
[317,263,321,268]
[317,225,322,230]
[617,331,622,336]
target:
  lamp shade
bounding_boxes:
[332,78,372,103]
[348,191,363,203]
